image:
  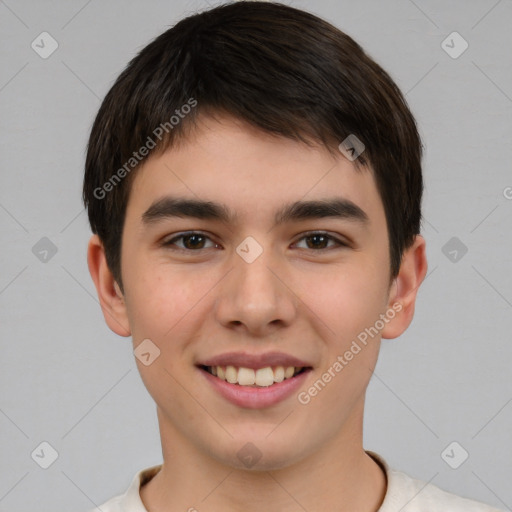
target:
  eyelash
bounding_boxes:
[161,231,348,252]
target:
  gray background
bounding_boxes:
[1,0,511,510]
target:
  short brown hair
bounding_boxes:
[83,1,423,292]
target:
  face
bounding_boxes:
[93,114,418,471]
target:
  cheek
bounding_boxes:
[303,263,388,342]
[125,264,220,344]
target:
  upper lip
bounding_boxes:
[198,351,312,370]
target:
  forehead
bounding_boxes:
[125,114,385,230]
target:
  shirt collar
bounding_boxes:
[121,451,396,511]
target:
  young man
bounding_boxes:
[83,2,503,511]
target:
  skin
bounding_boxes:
[88,113,428,512]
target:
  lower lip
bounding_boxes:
[199,367,311,409]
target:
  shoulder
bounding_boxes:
[385,467,503,512]
[83,465,162,512]
[367,451,504,512]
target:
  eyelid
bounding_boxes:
[162,230,349,252]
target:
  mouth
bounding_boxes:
[198,364,310,387]
[196,352,313,408]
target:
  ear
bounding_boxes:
[381,234,428,339]
[87,234,131,337]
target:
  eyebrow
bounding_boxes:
[141,196,369,229]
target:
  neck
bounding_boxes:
[140,403,387,512]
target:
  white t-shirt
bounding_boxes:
[87,451,504,511]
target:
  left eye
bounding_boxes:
[162,231,346,251]
[293,232,346,250]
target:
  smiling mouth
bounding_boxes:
[199,365,310,387]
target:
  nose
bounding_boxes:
[214,245,297,337]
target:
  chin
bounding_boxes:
[205,433,312,472]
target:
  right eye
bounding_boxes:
[161,231,220,252]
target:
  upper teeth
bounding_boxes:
[209,365,300,387]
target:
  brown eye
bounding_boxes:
[163,232,217,251]
[305,234,330,249]
[294,232,347,251]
